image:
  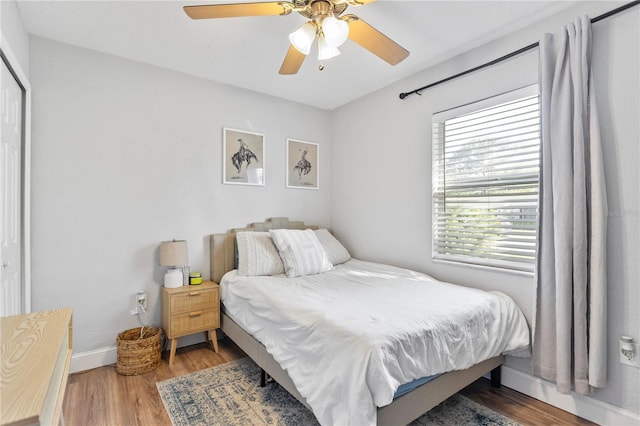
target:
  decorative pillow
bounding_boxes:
[314,229,351,265]
[235,231,285,276]
[269,229,333,278]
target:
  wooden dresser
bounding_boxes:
[162,281,219,365]
[1,308,73,426]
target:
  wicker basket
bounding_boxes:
[116,326,162,375]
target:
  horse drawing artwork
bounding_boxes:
[294,149,312,178]
[231,139,258,173]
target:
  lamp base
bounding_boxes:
[164,268,183,288]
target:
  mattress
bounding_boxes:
[220,259,530,426]
[393,373,440,398]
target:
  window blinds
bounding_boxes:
[432,86,540,272]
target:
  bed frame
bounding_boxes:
[210,217,503,426]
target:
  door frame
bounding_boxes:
[1,41,32,314]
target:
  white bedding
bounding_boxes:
[220,259,530,426]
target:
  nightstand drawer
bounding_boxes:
[169,309,219,336]
[170,287,218,315]
[162,280,220,364]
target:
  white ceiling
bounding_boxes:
[16,0,579,110]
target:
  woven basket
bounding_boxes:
[116,326,162,375]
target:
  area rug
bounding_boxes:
[157,357,520,426]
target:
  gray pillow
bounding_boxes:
[314,228,351,265]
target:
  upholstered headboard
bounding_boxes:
[209,217,318,283]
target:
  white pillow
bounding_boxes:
[269,229,333,278]
[314,229,351,265]
[235,231,285,276]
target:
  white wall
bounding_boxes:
[29,36,332,354]
[0,0,30,75]
[331,1,639,416]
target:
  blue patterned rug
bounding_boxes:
[157,357,520,426]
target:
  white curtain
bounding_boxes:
[532,16,608,395]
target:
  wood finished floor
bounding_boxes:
[63,337,595,426]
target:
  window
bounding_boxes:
[432,85,540,272]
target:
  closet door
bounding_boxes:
[1,59,23,316]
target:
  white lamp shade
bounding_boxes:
[318,37,340,60]
[289,22,316,55]
[322,16,349,48]
[159,240,188,266]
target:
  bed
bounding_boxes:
[209,218,530,426]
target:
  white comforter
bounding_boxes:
[220,259,530,426]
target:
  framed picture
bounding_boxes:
[223,128,265,186]
[286,139,319,190]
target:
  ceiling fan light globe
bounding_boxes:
[318,37,340,60]
[321,16,349,48]
[289,22,316,55]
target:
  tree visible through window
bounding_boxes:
[432,86,540,272]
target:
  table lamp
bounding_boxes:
[159,240,188,288]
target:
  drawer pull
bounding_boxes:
[189,291,202,296]
[189,311,202,317]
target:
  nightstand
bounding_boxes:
[162,280,220,365]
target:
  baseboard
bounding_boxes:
[501,366,640,425]
[70,346,117,373]
[70,333,209,373]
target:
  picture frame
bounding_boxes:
[222,127,265,186]
[286,138,319,190]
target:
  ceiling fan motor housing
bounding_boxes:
[297,0,348,20]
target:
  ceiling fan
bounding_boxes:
[183,0,410,74]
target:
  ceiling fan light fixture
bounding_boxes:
[289,21,316,55]
[321,16,349,48]
[318,36,340,60]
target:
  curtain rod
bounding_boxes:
[398,0,640,100]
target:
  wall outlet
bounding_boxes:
[130,291,147,315]
[136,291,147,310]
[619,340,640,368]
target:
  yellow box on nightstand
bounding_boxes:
[189,272,202,285]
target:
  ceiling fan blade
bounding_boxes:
[344,15,409,65]
[343,0,376,6]
[279,45,306,75]
[184,2,295,19]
